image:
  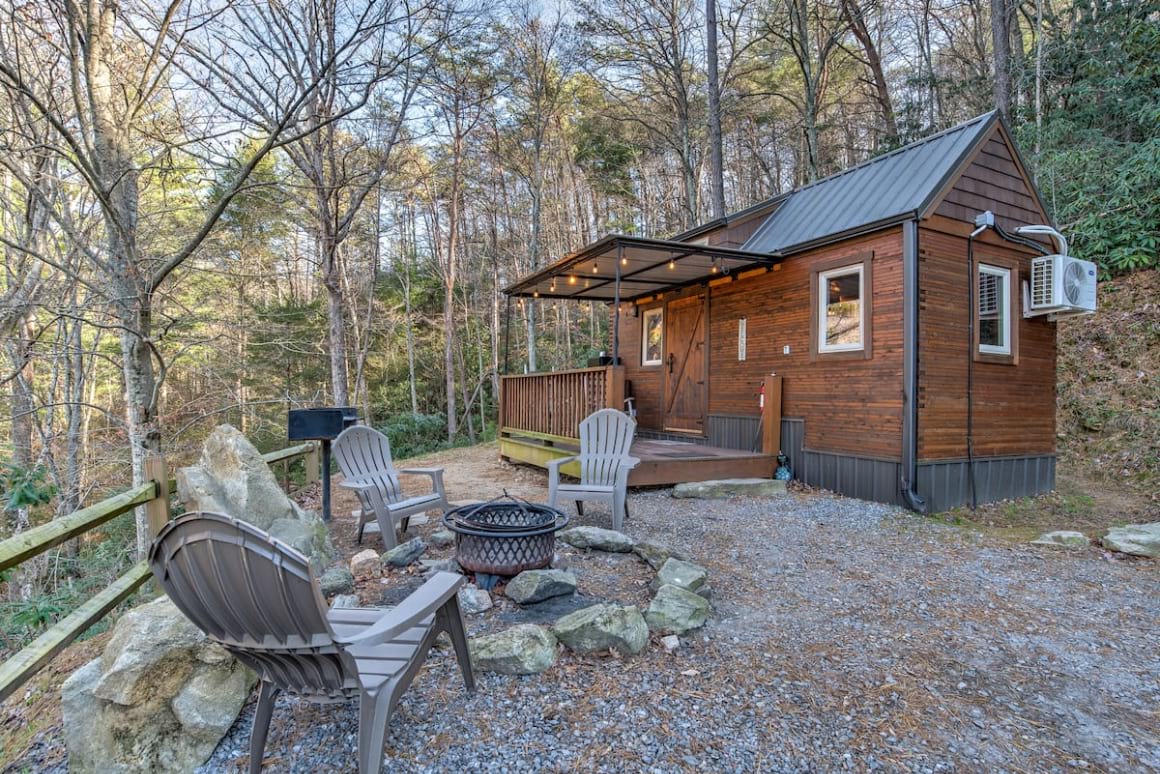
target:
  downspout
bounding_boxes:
[901,220,927,513]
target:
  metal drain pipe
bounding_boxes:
[900,220,927,513]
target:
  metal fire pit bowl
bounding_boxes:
[442,493,569,577]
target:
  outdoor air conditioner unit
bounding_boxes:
[1025,254,1097,318]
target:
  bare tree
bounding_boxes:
[579,0,705,228]
[0,0,406,556]
[840,0,899,144]
[758,0,849,181]
[707,0,726,217]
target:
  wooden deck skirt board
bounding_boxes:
[499,430,775,487]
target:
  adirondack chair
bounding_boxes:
[547,408,639,531]
[148,511,474,774]
[333,425,449,549]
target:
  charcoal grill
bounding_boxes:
[442,494,569,579]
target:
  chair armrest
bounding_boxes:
[623,455,641,470]
[338,479,376,492]
[546,455,579,473]
[336,572,465,647]
[400,467,442,477]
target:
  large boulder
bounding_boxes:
[469,624,558,674]
[176,424,333,568]
[552,603,649,656]
[558,526,634,553]
[671,478,786,499]
[61,596,255,773]
[505,569,577,605]
[645,584,710,634]
[1101,523,1160,558]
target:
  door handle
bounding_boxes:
[667,353,675,374]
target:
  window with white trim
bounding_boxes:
[817,264,864,352]
[978,264,1011,355]
[641,307,663,366]
[737,318,747,361]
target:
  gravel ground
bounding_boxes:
[8,445,1156,773]
[194,447,1159,774]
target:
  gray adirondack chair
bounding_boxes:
[148,511,473,774]
[333,425,449,549]
[547,408,639,531]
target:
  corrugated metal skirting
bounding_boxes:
[705,415,762,451]
[799,449,904,506]
[917,456,1056,512]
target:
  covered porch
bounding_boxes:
[499,234,783,485]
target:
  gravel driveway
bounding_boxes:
[197,449,1159,774]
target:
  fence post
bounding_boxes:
[304,442,320,485]
[143,453,169,538]
[761,375,783,458]
[605,365,625,411]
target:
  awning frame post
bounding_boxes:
[503,294,512,374]
[612,243,622,363]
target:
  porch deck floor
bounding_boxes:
[499,433,775,486]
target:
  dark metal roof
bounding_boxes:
[742,112,998,255]
[501,235,777,301]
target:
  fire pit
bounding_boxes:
[442,494,569,587]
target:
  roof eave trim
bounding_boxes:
[769,212,918,258]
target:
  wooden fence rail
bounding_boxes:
[0,442,318,704]
[499,365,624,439]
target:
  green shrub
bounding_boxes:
[375,413,456,460]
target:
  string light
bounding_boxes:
[668,258,676,270]
[532,291,539,298]
[568,274,577,285]
[592,261,599,273]
[621,256,628,266]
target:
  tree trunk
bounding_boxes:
[991,0,1012,118]
[706,0,726,218]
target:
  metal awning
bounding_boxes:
[502,235,778,302]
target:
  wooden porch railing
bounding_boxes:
[499,365,625,439]
[0,441,319,703]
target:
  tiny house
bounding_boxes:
[500,112,1085,511]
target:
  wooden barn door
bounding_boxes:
[663,294,707,433]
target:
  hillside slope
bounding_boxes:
[1057,269,1159,504]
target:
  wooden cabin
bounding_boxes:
[500,112,1060,512]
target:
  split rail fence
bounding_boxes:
[0,442,319,703]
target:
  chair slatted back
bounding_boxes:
[333,426,404,505]
[577,409,636,485]
[149,512,357,698]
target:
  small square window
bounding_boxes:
[641,307,663,366]
[978,265,1011,355]
[818,264,864,353]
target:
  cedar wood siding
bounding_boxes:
[917,222,1057,460]
[918,123,1057,461]
[618,227,905,460]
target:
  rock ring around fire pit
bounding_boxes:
[442,494,569,589]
